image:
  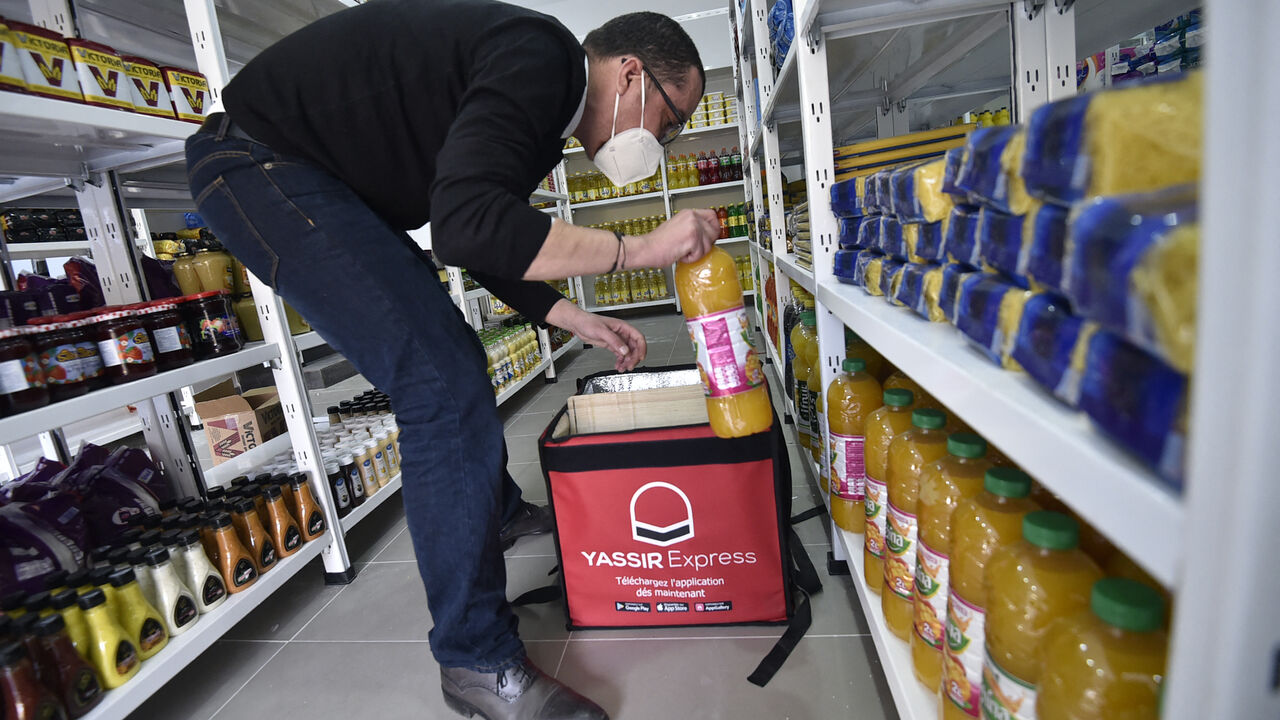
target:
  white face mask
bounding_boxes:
[593,79,664,187]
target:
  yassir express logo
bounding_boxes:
[630,482,694,547]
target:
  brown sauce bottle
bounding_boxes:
[289,473,327,542]
[229,499,276,574]
[210,512,258,593]
[261,484,303,558]
[0,640,66,720]
[32,615,100,718]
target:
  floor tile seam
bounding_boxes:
[285,578,354,642]
[563,632,871,642]
[553,632,572,677]
[206,640,291,720]
[369,524,411,562]
[278,638,567,644]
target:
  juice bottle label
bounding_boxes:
[981,649,1036,720]
[864,476,888,558]
[944,589,985,718]
[828,431,866,501]
[884,501,918,599]
[686,306,764,398]
[794,386,813,441]
[913,539,948,650]
[808,388,821,439]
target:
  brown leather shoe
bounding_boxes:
[441,657,608,720]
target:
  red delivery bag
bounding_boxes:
[531,366,821,686]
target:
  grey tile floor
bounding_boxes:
[129,310,897,720]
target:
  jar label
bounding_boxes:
[284,525,302,551]
[884,500,918,600]
[829,431,866,500]
[152,325,186,354]
[200,315,240,343]
[307,511,325,536]
[38,342,83,384]
[139,617,166,651]
[115,640,139,676]
[97,339,122,367]
[0,356,43,392]
[346,467,365,499]
[914,539,949,651]
[232,558,257,587]
[944,588,985,717]
[76,342,104,380]
[259,542,276,568]
[373,450,390,479]
[333,476,351,508]
[808,387,821,439]
[685,306,764,399]
[202,575,226,605]
[121,329,155,365]
[174,595,198,627]
[72,667,101,708]
[981,649,1036,720]
[864,475,887,559]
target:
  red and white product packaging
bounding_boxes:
[8,20,81,102]
[67,39,132,111]
[121,55,175,118]
[0,18,29,92]
[161,66,209,123]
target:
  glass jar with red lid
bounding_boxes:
[27,319,88,401]
[0,328,49,416]
[178,291,243,359]
[91,310,157,383]
[138,301,194,371]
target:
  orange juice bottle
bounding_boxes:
[790,311,817,451]
[1030,484,1117,566]
[943,468,1038,720]
[883,408,949,640]
[1037,578,1168,720]
[863,388,915,593]
[845,329,888,382]
[884,370,943,411]
[982,512,1103,720]
[912,433,992,692]
[803,324,824,463]
[675,247,772,438]
[826,358,882,532]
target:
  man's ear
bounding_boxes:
[614,56,643,96]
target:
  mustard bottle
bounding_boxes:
[48,591,90,662]
[106,568,167,661]
[75,589,139,690]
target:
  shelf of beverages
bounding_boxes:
[567,169,664,207]
[591,269,673,308]
[481,325,544,400]
[495,356,551,408]
[665,147,744,191]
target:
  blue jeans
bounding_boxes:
[186,118,526,671]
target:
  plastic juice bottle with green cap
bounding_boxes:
[845,328,888,382]
[883,408,950,640]
[790,311,817,451]
[863,388,916,594]
[1037,578,1168,720]
[826,358,883,532]
[943,468,1039,720]
[803,320,824,463]
[912,432,992,692]
[981,512,1103,720]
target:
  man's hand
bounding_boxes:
[629,209,719,269]
[545,299,647,372]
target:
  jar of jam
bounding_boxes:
[138,302,194,371]
[178,292,243,359]
[67,316,107,391]
[29,320,88,401]
[0,328,49,416]
[91,311,157,384]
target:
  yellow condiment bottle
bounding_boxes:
[674,246,772,438]
[863,388,916,593]
[826,358,882,532]
[76,589,140,689]
[49,590,91,661]
[883,408,949,640]
[107,568,169,661]
[790,311,816,451]
[1037,578,1168,720]
[982,512,1102,720]
[942,468,1038,720]
[911,433,992,693]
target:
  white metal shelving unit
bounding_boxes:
[340,473,404,533]
[732,0,1265,718]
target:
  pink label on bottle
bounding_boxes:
[686,306,763,399]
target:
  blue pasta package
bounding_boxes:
[878,216,906,260]
[830,177,864,218]
[978,207,1026,281]
[1022,203,1072,296]
[939,263,975,325]
[838,217,861,249]
[880,259,906,306]
[945,205,982,267]
[955,273,1033,369]
[953,126,1018,213]
[1011,295,1095,407]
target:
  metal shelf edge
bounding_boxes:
[551,336,582,364]
[776,253,816,293]
[495,357,552,407]
[340,473,403,534]
[590,298,678,313]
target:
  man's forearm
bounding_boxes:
[522,219,644,281]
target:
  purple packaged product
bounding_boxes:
[63,257,105,310]
[32,283,81,318]
[0,291,39,329]
[77,466,162,544]
[141,255,183,299]
[0,497,87,593]
[106,447,174,505]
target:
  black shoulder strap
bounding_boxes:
[790,504,826,525]
[511,583,561,607]
[747,527,822,687]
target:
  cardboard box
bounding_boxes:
[194,380,286,464]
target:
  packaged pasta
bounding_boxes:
[880,259,906,306]
[941,147,971,203]
[879,216,906,260]
[977,207,1028,282]
[890,161,931,222]
[1020,201,1072,296]
[940,264,976,324]
[1022,71,1202,206]
[921,265,947,322]
[830,176,865,218]
[953,125,1019,213]
[857,216,879,250]
[1011,295,1097,407]
[904,221,947,263]
[834,248,860,285]
[1063,185,1198,373]
[955,274,1033,369]
[863,256,886,297]
[894,263,931,315]
[838,218,860,249]
[914,158,952,224]
[1000,128,1036,216]
[945,205,982,267]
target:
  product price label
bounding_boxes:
[884,501,918,600]
[944,589,986,718]
[152,325,186,354]
[686,306,763,398]
[864,475,887,559]
[0,356,42,393]
[829,431,866,500]
[914,539,949,650]
[38,342,83,384]
[981,649,1037,720]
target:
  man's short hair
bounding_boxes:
[583,12,705,92]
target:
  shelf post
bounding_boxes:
[748,0,788,357]
[1009,0,1076,122]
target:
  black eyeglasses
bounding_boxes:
[642,64,688,146]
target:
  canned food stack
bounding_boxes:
[687,91,737,130]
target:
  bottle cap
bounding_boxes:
[842,358,866,373]
[984,467,1032,498]
[140,515,163,530]
[180,499,206,514]
[63,570,89,589]
[126,547,148,565]
[22,591,50,613]
[254,473,274,485]
[108,568,137,587]
[1091,577,1165,632]
[12,613,38,633]
[0,591,25,612]
[158,498,179,512]
[176,529,202,547]
[262,484,283,499]
[232,498,256,514]
[327,405,340,414]
[160,528,184,546]
[137,529,163,546]
[206,486,226,500]
[947,433,988,459]
[49,590,78,611]
[230,475,251,487]
[41,570,69,591]
[1022,511,1079,550]
[800,310,816,326]
[211,512,234,529]
[883,388,914,407]
[33,614,66,637]
[106,547,131,565]
[87,567,113,586]
[144,547,171,566]
[911,408,946,429]
[119,528,144,544]
[76,589,107,611]
[289,473,308,488]
[0,641,26,665]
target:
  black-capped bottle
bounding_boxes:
[32,614,100,718]
[210,512,257,593]
[229,499,276,574]
[0,640,67,720]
